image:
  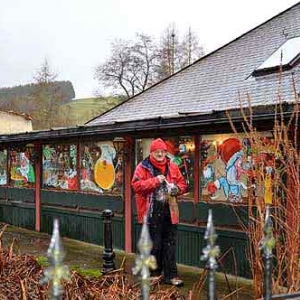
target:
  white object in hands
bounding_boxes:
[165,180,178,195]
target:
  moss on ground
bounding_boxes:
[35,255,102,278]
[35,255,50,267]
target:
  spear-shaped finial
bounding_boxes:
[259,206,275,258]
[42,219,70,300]
[259,206,275,300]
[132,217,157,300]
[201,209,220,270]
[201,209,220,300]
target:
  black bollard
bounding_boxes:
[101,209,116,274]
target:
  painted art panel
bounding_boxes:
[42,144,77,191]
[80,141,124,195]
[10,146,35,188]
[0,150,7,185]
[201,132,274,203]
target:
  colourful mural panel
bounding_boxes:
[80,141,124,195]
[10,146,35,188]
[201,133,275,203]
[0,150,7,185]
[42,144,77,190]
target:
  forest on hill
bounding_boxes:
[0,81,75,111]
[0,80,122,130]
[0,80,77,130]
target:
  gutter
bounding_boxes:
[0,106,296,143]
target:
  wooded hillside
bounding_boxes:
[0,81,75,112]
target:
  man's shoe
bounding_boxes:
[164,277,184,287]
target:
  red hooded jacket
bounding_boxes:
[131,157,187,224]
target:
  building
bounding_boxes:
[0,2,299,277]
[0,111,32,134]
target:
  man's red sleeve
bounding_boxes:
[131,164,160,194]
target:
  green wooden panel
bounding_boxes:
[41,208,102,244]
[0,186,7,199]
[78,193,123,214]
[41,190,78,207]
[132,197,137,215]
[133,221,251,278]
[111,216,125,250]
[196,202,249,227]
[7,187,35,204]
[177,224,205,266]
[133,222,141,252]
[0,202,35,230]
[41,206,125,250]
[178,201,195,223]
[215,229,250,278]
[41,190,123,213]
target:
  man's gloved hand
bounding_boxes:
[168,183,180,196]
[156,175,166,184]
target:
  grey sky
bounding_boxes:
[0,0,299,99]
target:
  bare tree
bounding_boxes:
[30,59,61,129]
[95,26,205,98]
[95,40,132,98]
[34,58,57,85]
[156,24,180,80]
[131,33,159,92]
[179,27,205,67]
[156,25,205,80]
[95,35,158,98]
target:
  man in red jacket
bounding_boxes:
[131,138,187,286]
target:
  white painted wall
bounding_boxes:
[0,111,32,134]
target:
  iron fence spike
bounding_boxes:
[201,209,219,300]
[132,216,157,300]
[259,206,275,300]
[42,219,70,300]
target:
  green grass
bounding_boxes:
[58,96,122,126]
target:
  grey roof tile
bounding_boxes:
[87,3,300,126]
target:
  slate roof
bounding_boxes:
[87,2,300,126]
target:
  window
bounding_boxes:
[42,144,77,191]
[201,132,273,203]
[253,36,300,76]
[135,136,195,199]
[80,141,124,195]
[0,150,7,186]
[10,145,35,188]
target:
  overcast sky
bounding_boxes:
[0,0,299,99]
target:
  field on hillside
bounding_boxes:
[58,97,122,126]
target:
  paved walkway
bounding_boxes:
[1,224,253,299]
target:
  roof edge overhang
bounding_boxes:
[0,103,297,144]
